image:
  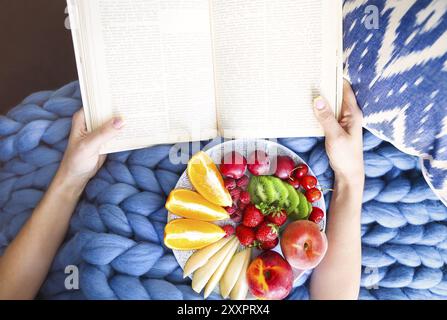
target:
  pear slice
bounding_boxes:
[203,240,239,298]
[220,248,250,299]
[229,247,251,300]
[183,236,233,278]
[192,237,238,293]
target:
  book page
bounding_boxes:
[211,0,342,138]
[73,0,217,153]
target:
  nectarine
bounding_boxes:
[246,251,293,300]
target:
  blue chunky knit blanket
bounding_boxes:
[1,0,447,300]
[0,81,446,299]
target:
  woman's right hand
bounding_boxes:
[310,80,364,300]
[313,80,364,183]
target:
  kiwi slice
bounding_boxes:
[269,177,289,207]
[296,191,310,219]
[284,183,300,214]
[248,176,260,204]
[289,193,307,220]
[255,183,267,203]
[257,176,277,204]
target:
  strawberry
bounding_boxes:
[236,225,255,246]
[242,204,264,228]
[236,175,249,188]
[258,238,279,251]
[239,191,251,205]
[222,225,235,238]
[255,222,279,242]
[229,187,241,203]
[238,201,248,211]
[224,178,237,190]
[225,204,238,216]
[266,210,288,226]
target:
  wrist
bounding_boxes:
[50,167,88,200]
[334,170,365,190]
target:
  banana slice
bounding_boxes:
[192,237,238,294]
[183,236,233,278]
[220,248,250,299]
[203,240,239,299]
[229,247,251,300]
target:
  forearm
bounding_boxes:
[0,171,84,300]
[310,173,364,300]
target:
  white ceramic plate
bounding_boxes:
[167,139,326,297]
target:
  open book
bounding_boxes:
[67,0,343,154]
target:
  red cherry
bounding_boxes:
[247,151,270,176]
[220,152,247,179]
[309,207,324,224]
[305,188,322,203]
[294,164,309,179]
[301,175,318,190]
[274,156,295,180]
[287,177,301,189]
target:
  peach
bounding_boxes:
[281,220,328,270]
[246,251,293,300]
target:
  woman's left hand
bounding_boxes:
[57,109,124,191]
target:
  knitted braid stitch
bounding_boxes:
[1,81,447,300]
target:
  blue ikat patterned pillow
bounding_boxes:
[343,0,447,204]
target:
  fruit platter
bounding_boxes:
[164,139,328,300]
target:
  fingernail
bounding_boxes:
[314,97,326,110]
[112,117,124,129]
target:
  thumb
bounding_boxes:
[84,117,124,152]
[313,96,344,140]
[70,109,87,138]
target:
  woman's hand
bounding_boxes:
[313,80,364,184]
[0,109,124,299]
[56,109,124,193]
[310,80,364,300]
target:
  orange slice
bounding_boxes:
[187,151,232,207]
[164,219,226,250]
[166,189,230,222]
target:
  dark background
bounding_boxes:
[0,0,78,114]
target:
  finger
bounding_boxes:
[97,154,107,168]
[313,96,344,140]
[83,117,124,153]
[341,80,363,134]
[70,109,87,137]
